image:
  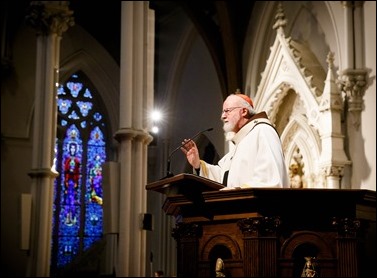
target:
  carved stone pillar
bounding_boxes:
[320,165,345,189]
[332,217,361,277]
[25,2,74,276]
[172,223,202,277]
[319,52,350,188]
[338,69,369,130]
[238,216,281,277]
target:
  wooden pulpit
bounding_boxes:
[146,174,376,277]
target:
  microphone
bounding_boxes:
[164,127,213,178]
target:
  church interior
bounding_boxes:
[1,1,375,277]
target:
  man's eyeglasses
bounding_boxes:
[221,107,243,115]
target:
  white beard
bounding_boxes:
[223,121,236,141]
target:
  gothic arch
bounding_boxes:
[280,231,335,259]
[281,114,322,188]
[257,73,321,133]
[200,234,242,261]
[260,79,323,188]
[60,39,119,142]
[248,3,333,188]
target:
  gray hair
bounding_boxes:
[231,94,256,116]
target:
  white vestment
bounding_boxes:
[198,115,289,189]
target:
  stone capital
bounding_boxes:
[26,1,74,36]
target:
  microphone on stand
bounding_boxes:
[163,127,214,179]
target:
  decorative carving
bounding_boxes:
[337,69,369,129]
[25,1,74,36]
[172,222,202,240]
[319,52,343,112]
[319,165,346,188]
[321,165,345,178]
[272,3,287,32]
[332,217,361,237]
[238,216,281,236]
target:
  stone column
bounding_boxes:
[318,53,350,188]
[338,69,369,130]
[114,2,154,277]
[339,2,369,130]
[25,1,74,276]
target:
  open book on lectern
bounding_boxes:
[145,173,225,196]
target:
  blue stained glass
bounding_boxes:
[93,112,102,121]
[59,205,81,236]
[86,149,104,205]
[85,204,103,236]
[88,126,105,146]
[57,85,66,96]
[57,236,80,268]
[83,88,93,99]
[77,101,93,117]
[67,81,83,98]
[57,99,72,114]
[59,126,82,238]
[85,127,105,237]
[68,110,80,120]
[52,204,56,238]
[52,72,106,273]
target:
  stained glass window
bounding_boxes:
[51,72,107,273]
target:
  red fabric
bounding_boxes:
[235,93,254,108]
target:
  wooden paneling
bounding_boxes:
[147,176,376,277]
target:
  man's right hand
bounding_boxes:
[180,139,200,169]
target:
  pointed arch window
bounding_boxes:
[51,71,108,272]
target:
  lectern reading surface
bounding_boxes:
[145,173,224,196]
